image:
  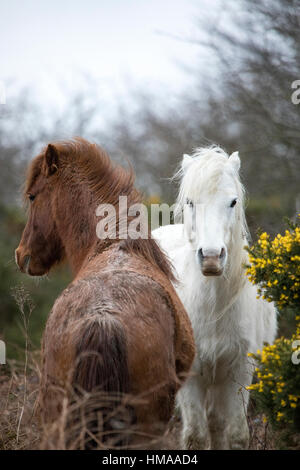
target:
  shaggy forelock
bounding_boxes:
[177,146,241,204]
[174,146,249,242]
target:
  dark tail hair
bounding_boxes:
[72,315,132,448]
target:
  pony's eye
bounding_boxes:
[28,194,35,202]
[187,199,194,208]
[230,198,237,208]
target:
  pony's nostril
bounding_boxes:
[219,248,225,259]
[15,250,31,273]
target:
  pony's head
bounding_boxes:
[15,144,65,276]
[176,146,248,277]
[16,138,166,278]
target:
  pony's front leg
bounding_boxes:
[208,372,250,450]
[227,366,252,450]
[177,375,208,450]
[206,384,230,449]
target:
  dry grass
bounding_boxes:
[0,358,40,449]
[0,286,295,450]
[0,356,278,450]
[0,353,173,450]
[248,411,275,450]
[0,286,41,450]
[163,408,276,450]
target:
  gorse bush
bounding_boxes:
[246,217,300,309]
[245,217,300,435]
[247,322,300,430]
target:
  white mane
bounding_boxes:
[175,146,231,197]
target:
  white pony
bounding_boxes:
[153,147,277,450]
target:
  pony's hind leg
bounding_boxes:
[177,376,208,450]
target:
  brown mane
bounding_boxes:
[24,137,175,281]
[24,138,135,204]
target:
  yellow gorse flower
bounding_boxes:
[245,217,300,309]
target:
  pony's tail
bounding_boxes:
[71,315,132,448]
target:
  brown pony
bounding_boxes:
[15,138,195,449]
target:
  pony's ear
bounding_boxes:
[182,153,193,172]
[228,151,240,173]
[45,144,59,176]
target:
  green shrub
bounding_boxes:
[0,204,70,360]
[247,325,300,430]
[245,217,300,435]
[245,217,300,309]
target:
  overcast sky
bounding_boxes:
[0,0,214,114]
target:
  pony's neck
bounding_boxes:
[57,195,99,275]
[53,179,114,276]
[53,165,143,276]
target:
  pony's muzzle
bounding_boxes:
[15,248,31,274]
[198,247,226,276]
